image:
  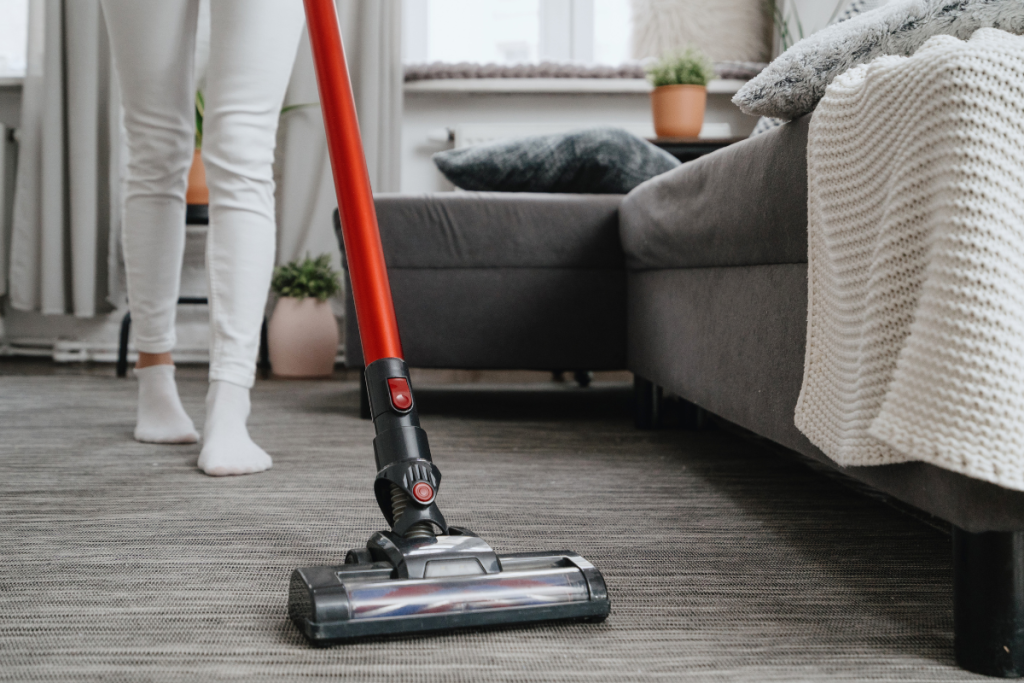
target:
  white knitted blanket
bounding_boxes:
[795,28,1024,491]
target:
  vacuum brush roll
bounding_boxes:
[289,531,610,642]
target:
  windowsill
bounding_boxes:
[404,78,746,95]
[0,76,24,88]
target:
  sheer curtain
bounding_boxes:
[275,0,403,273]
[630,0,772,62]
[6,0,403,318]
[8,0,123,317]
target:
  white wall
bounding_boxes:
[779,0,845,51]
[797,0,840,34]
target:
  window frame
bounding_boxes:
[402,0,608,66]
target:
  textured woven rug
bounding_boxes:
[0,373,972,681]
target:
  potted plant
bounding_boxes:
[646,47,716,138]
[268,254,342,378]
[186,91,208,223]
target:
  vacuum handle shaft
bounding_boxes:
[303,0,403,364]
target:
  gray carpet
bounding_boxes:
[0,373,982,681]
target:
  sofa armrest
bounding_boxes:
[337,192,624,270]
[621,115,811,271]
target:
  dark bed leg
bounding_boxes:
[633,375,661,430]
[954,527,1024,677]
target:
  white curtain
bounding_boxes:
[275,0,403,273]
[6,0,403,316]
[8,0,123,316]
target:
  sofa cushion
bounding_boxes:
[362,192,624,269]
[620,115,810,271]
[432,128,680,194]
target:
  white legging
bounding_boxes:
[101,0,306,388]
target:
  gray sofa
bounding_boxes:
[338,118,1024,677]
[339,193,626,373]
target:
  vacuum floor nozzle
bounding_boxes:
[289,529,610,642]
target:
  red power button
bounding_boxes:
[387,378,412,411]
[412,482,433,502]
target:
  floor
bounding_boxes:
[0,361,985,681]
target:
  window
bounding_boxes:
[403,0,633,66]
[0,0,28,77]
[592,0,631,66]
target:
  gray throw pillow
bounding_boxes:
[749,0,890,137]
[432,127,680,194]
[834,0,891,23]
[734,0,1024,121]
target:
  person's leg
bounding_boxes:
[197,0,305,476]
[101,0,200,444]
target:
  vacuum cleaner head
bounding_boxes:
[289,528,610,642]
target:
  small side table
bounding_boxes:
[648,136,747,163]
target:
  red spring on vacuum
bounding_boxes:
[390,484,436,539]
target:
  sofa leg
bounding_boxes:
[358,369,371,420]
[680,399,708,431]
[634,375,661,430]
[953,527,1024,677]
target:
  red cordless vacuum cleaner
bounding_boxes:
[287,0,611,642]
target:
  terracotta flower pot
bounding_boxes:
[650,84,707,138]
[268,296,339,378]
[186,148,209,205]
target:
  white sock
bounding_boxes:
[134,365,199,444]
[198,380,272,477]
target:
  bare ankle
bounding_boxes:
[137,352,173,369]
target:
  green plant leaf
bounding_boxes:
[645,46,715,88]
[271,253,342,302]
[280,102,320,116]
[766,0,805,52]
[194,90,205,150]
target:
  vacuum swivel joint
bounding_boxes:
[364,358,448,537]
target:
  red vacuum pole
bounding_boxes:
[291,3,611,644]
[303,0,403,364]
